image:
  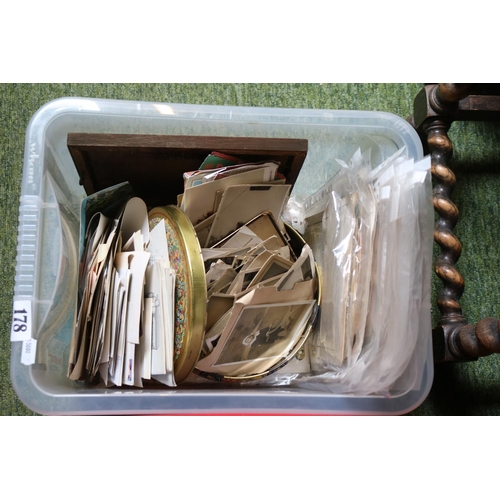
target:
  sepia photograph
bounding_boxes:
[213,300,315,368]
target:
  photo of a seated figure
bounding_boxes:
[214,302,313,366]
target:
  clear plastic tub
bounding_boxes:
[10,97,432,415]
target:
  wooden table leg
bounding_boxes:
[410,83,500,362]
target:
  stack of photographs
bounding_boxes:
[177,152,318,379]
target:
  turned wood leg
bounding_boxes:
[423,116,473,362]
[410,83,500,361]
[423,118,466,325]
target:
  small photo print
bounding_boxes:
[214,301,315,367]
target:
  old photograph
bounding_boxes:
[213,300,315,368]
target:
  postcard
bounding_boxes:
[123,341,136,386]
[205,184,291,247]
[183,159,271,189]
[180,163,281,225]
[273,342,312,375]
[198,151,242,171]
[201,160,279,183]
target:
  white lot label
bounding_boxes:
[10,300,32,342]
[21,338,37,366]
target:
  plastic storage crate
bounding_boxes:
[10,97,432,415]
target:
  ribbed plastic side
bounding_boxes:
[14,195,41,298]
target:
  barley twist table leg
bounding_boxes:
[412,83,500,362]
[422,118,466,325]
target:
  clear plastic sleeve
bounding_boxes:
[281,194,307,235]
[256,149,433,397]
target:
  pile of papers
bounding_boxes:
[196,215,317,377]
[181,152,318,379]
[68,150,319,386]
[181,157,290,246]
[68,183,177,387]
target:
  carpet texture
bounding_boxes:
[2,83,500,415]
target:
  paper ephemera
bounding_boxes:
[198,215,317,377]
[69,188,177,388]
[183,154,317,379]
[197,300,315,377]
[145,220,177,386]
[180,162,280,225]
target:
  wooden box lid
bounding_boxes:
[67,133,308,207]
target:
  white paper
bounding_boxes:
[123,341,136,386]
[11,300,32,342]
[140,297,153,379]
[115,251,151,345]
[121,197,150,247]
[21,338,37,365]
[109,270,131,386]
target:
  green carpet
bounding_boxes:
[2,83,500,415]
